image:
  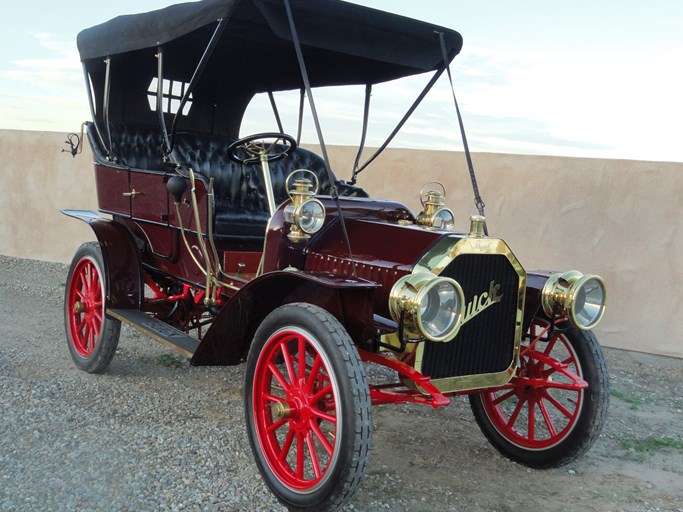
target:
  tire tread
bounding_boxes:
[64,242,121,374]
[469,321,609,469]
[245,302,372,512]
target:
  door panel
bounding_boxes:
[94,164,130,216]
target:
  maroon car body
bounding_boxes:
[62,1,610,510]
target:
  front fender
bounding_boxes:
[191,271,378,365]
[524,270,554,332]
[62,209,142,309]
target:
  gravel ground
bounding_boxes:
[1,255,682,512]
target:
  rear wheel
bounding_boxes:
[245,303,371,511]
[469,317,609,468]
[64,242,120,373]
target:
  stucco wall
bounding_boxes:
[1,129,681,358]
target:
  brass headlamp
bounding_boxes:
[416,182,455,231]
[389,272,465,342]
[541,270,607,330]
[284,171,325,243]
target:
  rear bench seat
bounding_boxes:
[88,123,367,240]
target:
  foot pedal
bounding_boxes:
[108,309,199,358]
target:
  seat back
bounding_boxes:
[87,125,367,238]
[110,124,166,171]
[172,133,365,212]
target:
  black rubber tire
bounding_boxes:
[64,242,121,373]
[244,303,371,512]
[469,318,609,468]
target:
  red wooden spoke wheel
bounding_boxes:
[245,303,371,511]
[253,327,340,490]
[469,317,609,468]
[67,256,104,357]
[64,242,120,373]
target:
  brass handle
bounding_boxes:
[122,188,141,198]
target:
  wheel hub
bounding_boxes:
[286,387,315,427]
[73,301,86,314]
[272,401,292,420]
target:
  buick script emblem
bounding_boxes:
[462,280,503,325]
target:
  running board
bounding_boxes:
[108,309,199,358]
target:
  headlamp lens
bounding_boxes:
[572,277,606,329]
[418,279,463,340]
[298,200,325,234]
[432,208,455,231]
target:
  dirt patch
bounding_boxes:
[362,352,683,512]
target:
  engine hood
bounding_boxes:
[302,198,464,316]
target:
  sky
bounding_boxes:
[1,0,682,162]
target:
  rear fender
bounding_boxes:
[62,209,142,309]
[191,271,378,365]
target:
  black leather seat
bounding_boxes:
[110,124,166,171]
[92,124,368,240]
[172,132,367,240]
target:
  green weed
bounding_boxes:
[619,436,683,452]
[156,352,186,367]
[611,389,644,410]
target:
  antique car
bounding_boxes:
[62,0,609,510]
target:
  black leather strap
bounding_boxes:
[268,91,285,134]
[437,31,487,228]
[351,83,372,184]
[284,0,356,274]
[353,66,445,178]
[296,88,304,145]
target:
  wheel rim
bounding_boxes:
[67,256,105,357]
[252,327,341,493]
[480,320,586,450]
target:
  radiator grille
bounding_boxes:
[420,253,520,379]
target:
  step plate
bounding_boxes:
[108,309,199,358]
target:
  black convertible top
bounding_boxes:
[79,0,462,138]
[79,0,462,88]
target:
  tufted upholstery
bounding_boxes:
[172,132,368,239]
[99,125,367,240]
[109,124,166,171]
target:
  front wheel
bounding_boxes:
[469,318,609,468]
[244,303,371,511]
[64,242,121,373]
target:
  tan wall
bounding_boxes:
[2,129,681,358]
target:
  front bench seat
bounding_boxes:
[85,125,367,240]
[172,133,368,240]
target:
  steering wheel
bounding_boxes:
[227,132,297,165]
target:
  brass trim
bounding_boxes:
[122,188,141,198]
[260,154,277,216]
[378,332,404,352]
[541,270,607,330]
[173,170,240,294]
[388,272,465,342]
[468,215,486,238]
[284,173,325,243]
[416,183,454,230]
[411,232,527,393]
[412,234,465,275]
[413,343,519,393]
[272,401,292,420]
[286,169,320,198]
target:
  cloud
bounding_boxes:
[242,51,612,158]
[4,30,680,162]
[0,33,88,131]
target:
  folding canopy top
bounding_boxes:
[78,0,462,90]
[78,0,463,143]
